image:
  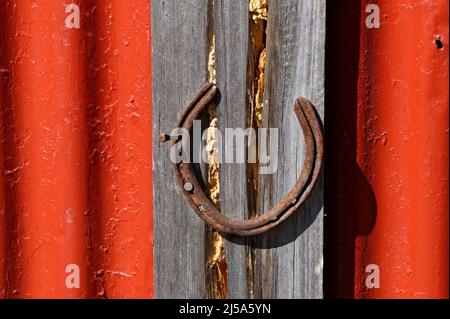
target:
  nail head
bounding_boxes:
[184,182,194,192]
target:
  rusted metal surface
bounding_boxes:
[0,1,153,298]
[160,83,324,236]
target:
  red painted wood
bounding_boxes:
[327,0,449,298]
[0,0,153,298]
[1,0,447,300]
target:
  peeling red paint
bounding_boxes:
[0,0,153,298]
[0,0,447,300]
[327,0,448,298]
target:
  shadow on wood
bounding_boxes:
[224,169,324,249]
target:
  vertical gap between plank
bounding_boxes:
[205,0,228,299]
[246,0,268,299]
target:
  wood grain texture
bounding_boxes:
[253,0,326,299]
[151,0,210,299]
[152,0,326,299]
[214,0,250,299]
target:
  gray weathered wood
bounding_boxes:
[253,0,326,299]
[152,0,210,299]
[152,0,326,299]
[215,0,250,299]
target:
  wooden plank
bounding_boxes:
[214,0,250,299]
[151,0,210,299]
[253,0,326,299]
[152,0,326,299]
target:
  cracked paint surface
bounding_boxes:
[0,1,153,298]
[326,0,448,298]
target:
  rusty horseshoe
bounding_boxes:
[160,82,324,236]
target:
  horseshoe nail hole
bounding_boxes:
[435,37,444,50]
[198,205,206,213]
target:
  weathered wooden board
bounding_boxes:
[152,0,210,299]
[214,0,251,299]
[152,0,326,299]
[253,0,326,299]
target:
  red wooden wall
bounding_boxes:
[0,0,448,299]
[0,0,153,298]
[326,0,448,299]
